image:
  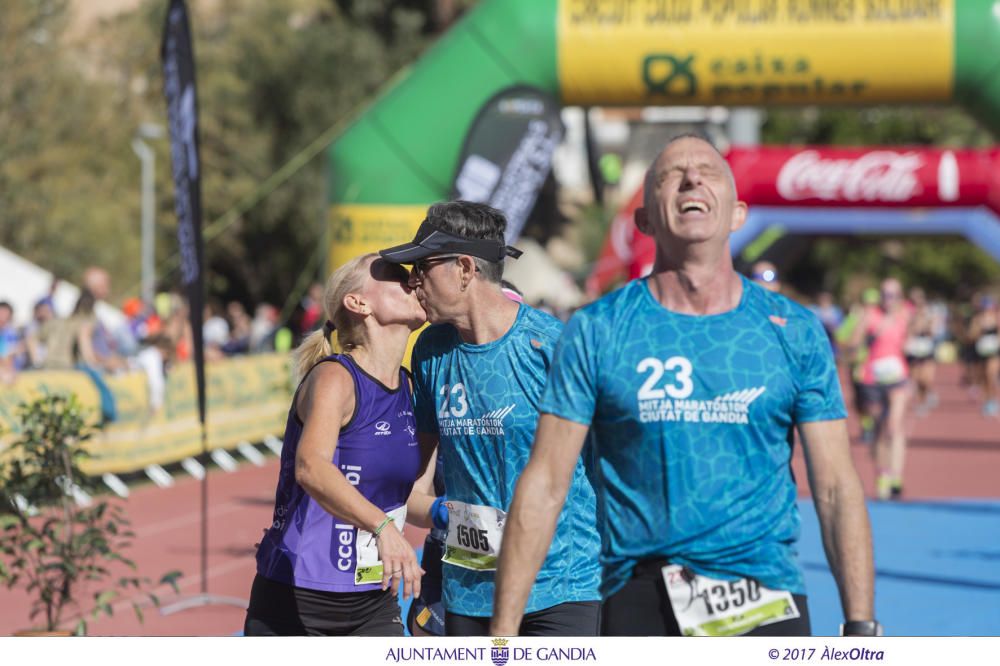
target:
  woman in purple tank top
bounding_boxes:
[245,254,427,636]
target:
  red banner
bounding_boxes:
[587,146,1000,296]
[728,146,1000,211]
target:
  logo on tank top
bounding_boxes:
[634,355,766,425]
[374,421,392,436]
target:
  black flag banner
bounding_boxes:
[161,0,206,427]
[161,0,244,610]
[450,86,563,243]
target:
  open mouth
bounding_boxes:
[678,199,709,214]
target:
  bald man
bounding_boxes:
[491,135,877,638]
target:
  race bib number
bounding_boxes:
[871,356,905,385]
[354,505,407,585]
[904,336,934,359]
[442,501,505,571]
[976,334,999,357]
[661,564,799,637]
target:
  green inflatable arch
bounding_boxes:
[326,0,1000,268]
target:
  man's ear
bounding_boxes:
[730,201,748,232]
[457,255,478,280]
[635,207,653,237]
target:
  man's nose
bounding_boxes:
[407,270,421,288]
[680,166,701,188]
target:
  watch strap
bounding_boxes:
[840,620,883,636]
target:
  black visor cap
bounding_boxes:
[379,219,523,264]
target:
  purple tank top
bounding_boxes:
[255,354,420,592]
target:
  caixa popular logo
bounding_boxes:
[642,53,697,97]
[374,421,392,436]
[491,638,509,666]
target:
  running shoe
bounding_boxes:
[876,474,893,501]
[984,400,999,417]
[890,480,904,501]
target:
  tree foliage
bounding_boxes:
[107,0,449,307]
[2,0,453,308]
[0,394,181,634]
[0,0,142,287]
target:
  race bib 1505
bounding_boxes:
[442,501,506,572]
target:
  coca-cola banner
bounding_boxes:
[587,146,1000,295]
[728,147,1000,212]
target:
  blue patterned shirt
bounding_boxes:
[540,276,846,598]
[412,304,602,616]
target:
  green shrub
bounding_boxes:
[0,394,180,634]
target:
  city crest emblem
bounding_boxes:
[491,638,509,666]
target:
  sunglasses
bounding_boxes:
[410,255,463,279]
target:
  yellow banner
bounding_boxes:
[0,355,293,476]
[328,204,429,271]
[0,371,100,430]
[559,0,953,106]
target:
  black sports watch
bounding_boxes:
[840,620,883,636]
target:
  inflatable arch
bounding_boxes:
[325,0,1000,269]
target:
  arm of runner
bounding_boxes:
[296,361,422,598]
[490,413,589,636]
[798,418,875,623]
[847,308,870,349]
[405,433,440,529]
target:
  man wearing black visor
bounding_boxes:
[381,201,602,636]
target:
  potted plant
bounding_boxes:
[0,393,180,635]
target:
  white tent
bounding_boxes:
[0,245,124,328]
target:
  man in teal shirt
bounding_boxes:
[380,201,601,636]
[492,136,877,638]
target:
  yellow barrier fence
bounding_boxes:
[0,354,293,476]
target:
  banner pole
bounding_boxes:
[159,0,247,616]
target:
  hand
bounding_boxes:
[376,523,424,599]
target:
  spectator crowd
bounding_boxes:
[0,266,301,422]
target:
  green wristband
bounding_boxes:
[373,515,394,538]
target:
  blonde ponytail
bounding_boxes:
[292,253,377,383]
[293,328,333,383]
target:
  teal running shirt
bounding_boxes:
[412,304,601,617]
[540,276,846,599]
